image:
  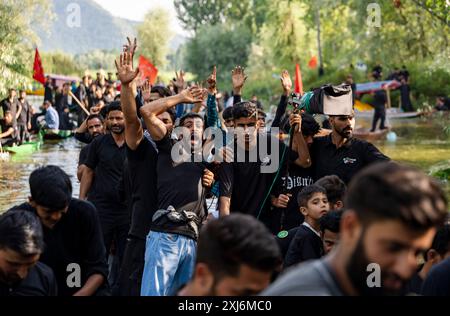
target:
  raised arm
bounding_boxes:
[290,113,312,168]
[115,49,143,150]
[139,87,204,141]
[231,66,247,104]
[206,66,220,128]
[272,70,292,128]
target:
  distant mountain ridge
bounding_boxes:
[35,0,139,54]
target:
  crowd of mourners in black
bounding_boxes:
[1,38,449,297]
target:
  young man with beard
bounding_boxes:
[178,214,281,296]
[311,112,389,184]
[218,102,307,230]
[0,210,57,296]
[139,84,214,296]
[10,166,109,296]
[263,162,448,296]
[79,102,129,287]
[77,114,105,182]
[114,47,175,296]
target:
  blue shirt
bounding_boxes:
[45,106,59,129]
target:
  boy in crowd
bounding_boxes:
[10,165,109,296]
[284,184,330,268]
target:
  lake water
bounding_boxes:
[0,116,449,212]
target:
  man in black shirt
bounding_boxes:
[269,112,321,235]
[44,76,53,104]
[1,88,19,126]
[263,163,448,296]
[77,114,105,182]
[80,102,129,288]
[0,110,16,146]
[114,48,168,296]
[9,166,109,296]
[0,210,57,296]
[218,102,307,231]
[311,112,389,184]
[16,90,31,144]
[139,84,213,296]
[370,88,387,132]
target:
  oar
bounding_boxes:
[68,90,90,116]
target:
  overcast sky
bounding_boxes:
[92,0,186,34]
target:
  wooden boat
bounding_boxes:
[353,128,389,142]
[355,108,422,119]
[43,129,74,140]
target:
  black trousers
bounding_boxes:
[98,214,129,291]
[371,106,386,131]
[116,236,146,296]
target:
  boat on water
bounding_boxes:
[353,128,389,142]
[355,108,422,119]
[3,140,41,155]
[42,129,74,140]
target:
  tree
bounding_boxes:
[41,51,82,76]
[174,0,269,34]
[137,7,173,69]
[0,0,54,97]
[184,24,252,91]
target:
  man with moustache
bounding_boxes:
[310,111,389,184]
[79,102,129,285]
[262,162,448,296]
[77,114,105,182]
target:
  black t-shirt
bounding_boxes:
[9,199,109,296]
[150,135,207,240]
[310,134,389,184]
[75,132,93,144]
[284,224,324,268]
[78,144,89,166]
[126,136,158,239]
[84,133,127,215]
[373,90,387,109]
[267,150,312,235]
[0,262,57,296]
[420,257,450,296]
[218,134,287,228]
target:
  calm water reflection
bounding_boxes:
[0,117,449,212]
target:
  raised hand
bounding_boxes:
[115,51,139,85]
[180,86,205,104]
[172,70,186,92]
[280,70,292,95]
[123,37,137,58]
[231,66,247,94]
[142,79,152,103]
[206,66,217,95]
[202,169,215,188]
[289,113,302,133]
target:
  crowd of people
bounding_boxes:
[1,38,449,297]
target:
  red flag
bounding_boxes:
[33,48,45,85]
[138,55,158,85]
[294,63,304,95]
[308,56,318,69]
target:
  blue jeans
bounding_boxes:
[140,231,196,296]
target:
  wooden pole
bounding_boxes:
[68,90,90,115]
[386,88,391,109]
